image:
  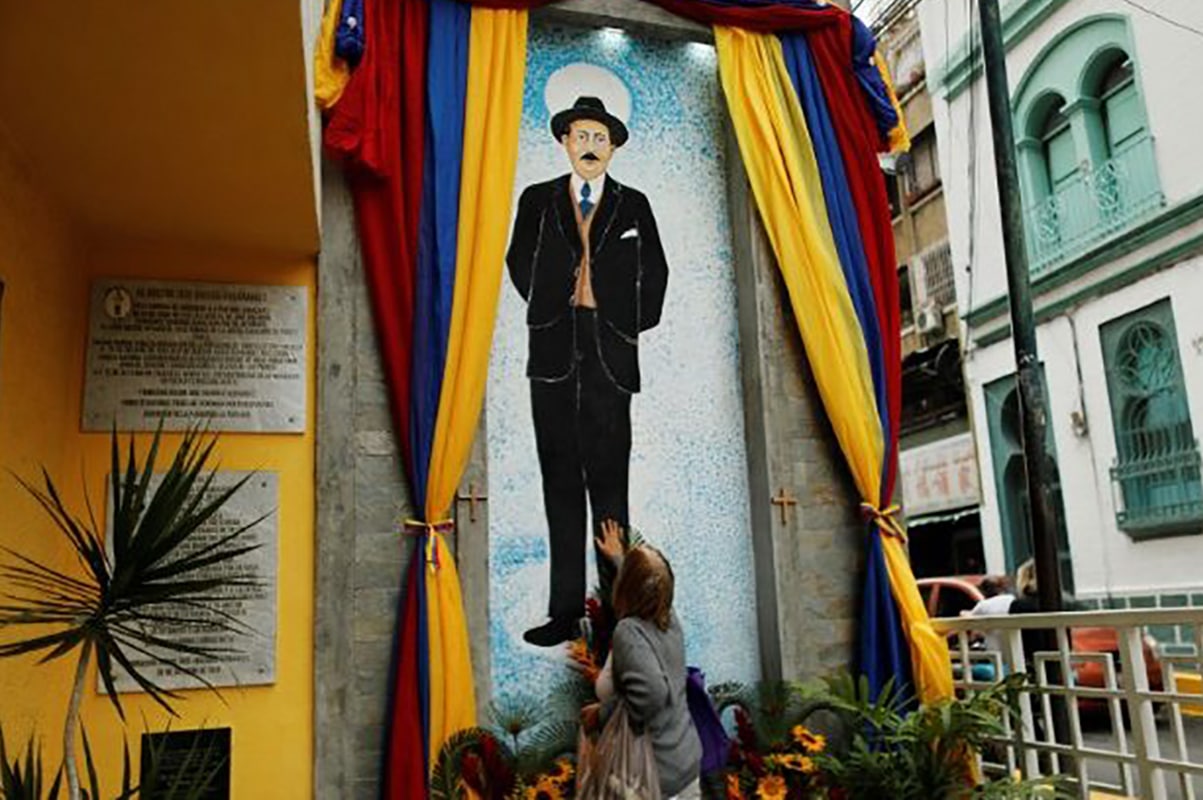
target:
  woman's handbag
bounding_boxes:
[576,703,662,800]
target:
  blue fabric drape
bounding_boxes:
[336,0,367,65]
[849,17,899,140]
[411,0,471,504]
[780,32,910,702]
[780,33,888,443]
[860,531,912,699]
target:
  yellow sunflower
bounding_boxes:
[756,774,788,800]
[774,753,817,773]
[791,725,827,754]
[523,775,564,800]
[546,759,574,785]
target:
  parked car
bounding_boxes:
[918,576,1164,708]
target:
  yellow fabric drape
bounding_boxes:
[423,7,529,767]
[425,7,528,522]
[314,0,351,110]
[875,53,911,154]
[715,27,952,705]
[714,27,881,488]
[425,532,476,766]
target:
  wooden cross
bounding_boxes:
[770,487,798,525]
[455,483,489,524]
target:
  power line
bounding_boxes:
[868,0,922,33]
[1117,0,1203,40]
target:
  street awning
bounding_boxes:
[907,505,980,529]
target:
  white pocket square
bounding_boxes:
[620,227,639,240]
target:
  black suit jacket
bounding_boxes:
[506,174,669,393]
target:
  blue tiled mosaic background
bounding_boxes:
[487,22,761,700]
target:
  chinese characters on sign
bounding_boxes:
[104,472,278,693]
[83,279,307,433]
[900,433,981,517]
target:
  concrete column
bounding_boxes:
[315,159,421,799]
[725,131,864,681]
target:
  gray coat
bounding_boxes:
[604,614,701,796]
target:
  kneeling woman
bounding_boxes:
[595,522,701,798]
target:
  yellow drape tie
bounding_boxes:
[314,0,351,110]
[715,26,952,706]
[402,519,456,567]
[860,503,907,543]
[421,6,529,772]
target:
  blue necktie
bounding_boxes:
[579,182,594,217]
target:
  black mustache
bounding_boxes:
[581,153,601,161]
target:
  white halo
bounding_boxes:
[543,62,632,132]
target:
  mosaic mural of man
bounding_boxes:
[506,96,669,647]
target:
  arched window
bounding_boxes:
[1011,16,1162,272]
[1093,51,1142,157]
[984,376,1075,591]
[1101,301,1203,536]
[1039,99,1077,195]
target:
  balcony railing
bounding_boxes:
[919,239,956,309]
[1024,137,1164,276]
[933,608,1203,799]
[1113,452,1203,537]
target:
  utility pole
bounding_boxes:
[977,0,1064,613]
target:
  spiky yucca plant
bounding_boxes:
[0,728,62,800]
[0,427,263,800]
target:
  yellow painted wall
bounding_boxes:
[0,137,316,798]
[0,130,81,753]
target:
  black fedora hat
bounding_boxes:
[550,96,629,147]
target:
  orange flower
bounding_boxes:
[566,639,599,682]
[774,753,817,774]
[791,725,827,754]
[756,774,788,800]
[523,776,563,800]
[726,773,745,800]
[546,759,574,785]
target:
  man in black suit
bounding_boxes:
[506,96,669,647]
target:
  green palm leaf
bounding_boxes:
[0,425,264,719]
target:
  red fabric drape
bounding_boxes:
[323,0,430,793]
[325,0,429,475]
[385,555,426,800]
[808,18,903,501]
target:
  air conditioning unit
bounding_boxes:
[915,302,943,334]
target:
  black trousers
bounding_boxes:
[530,310,631,621]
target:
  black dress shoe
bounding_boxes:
[523,617,580,648]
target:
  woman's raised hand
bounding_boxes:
[595,518,625,564]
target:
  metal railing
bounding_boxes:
[1112,427,1203,535]
[919,239,956,309]
[932,608,1203,799]
[1024,137,1164,276]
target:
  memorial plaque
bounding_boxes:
[104,472,278,693]
[83,279,307,432]
[140,728,231,800]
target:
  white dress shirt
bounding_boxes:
[570,173,606,211]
